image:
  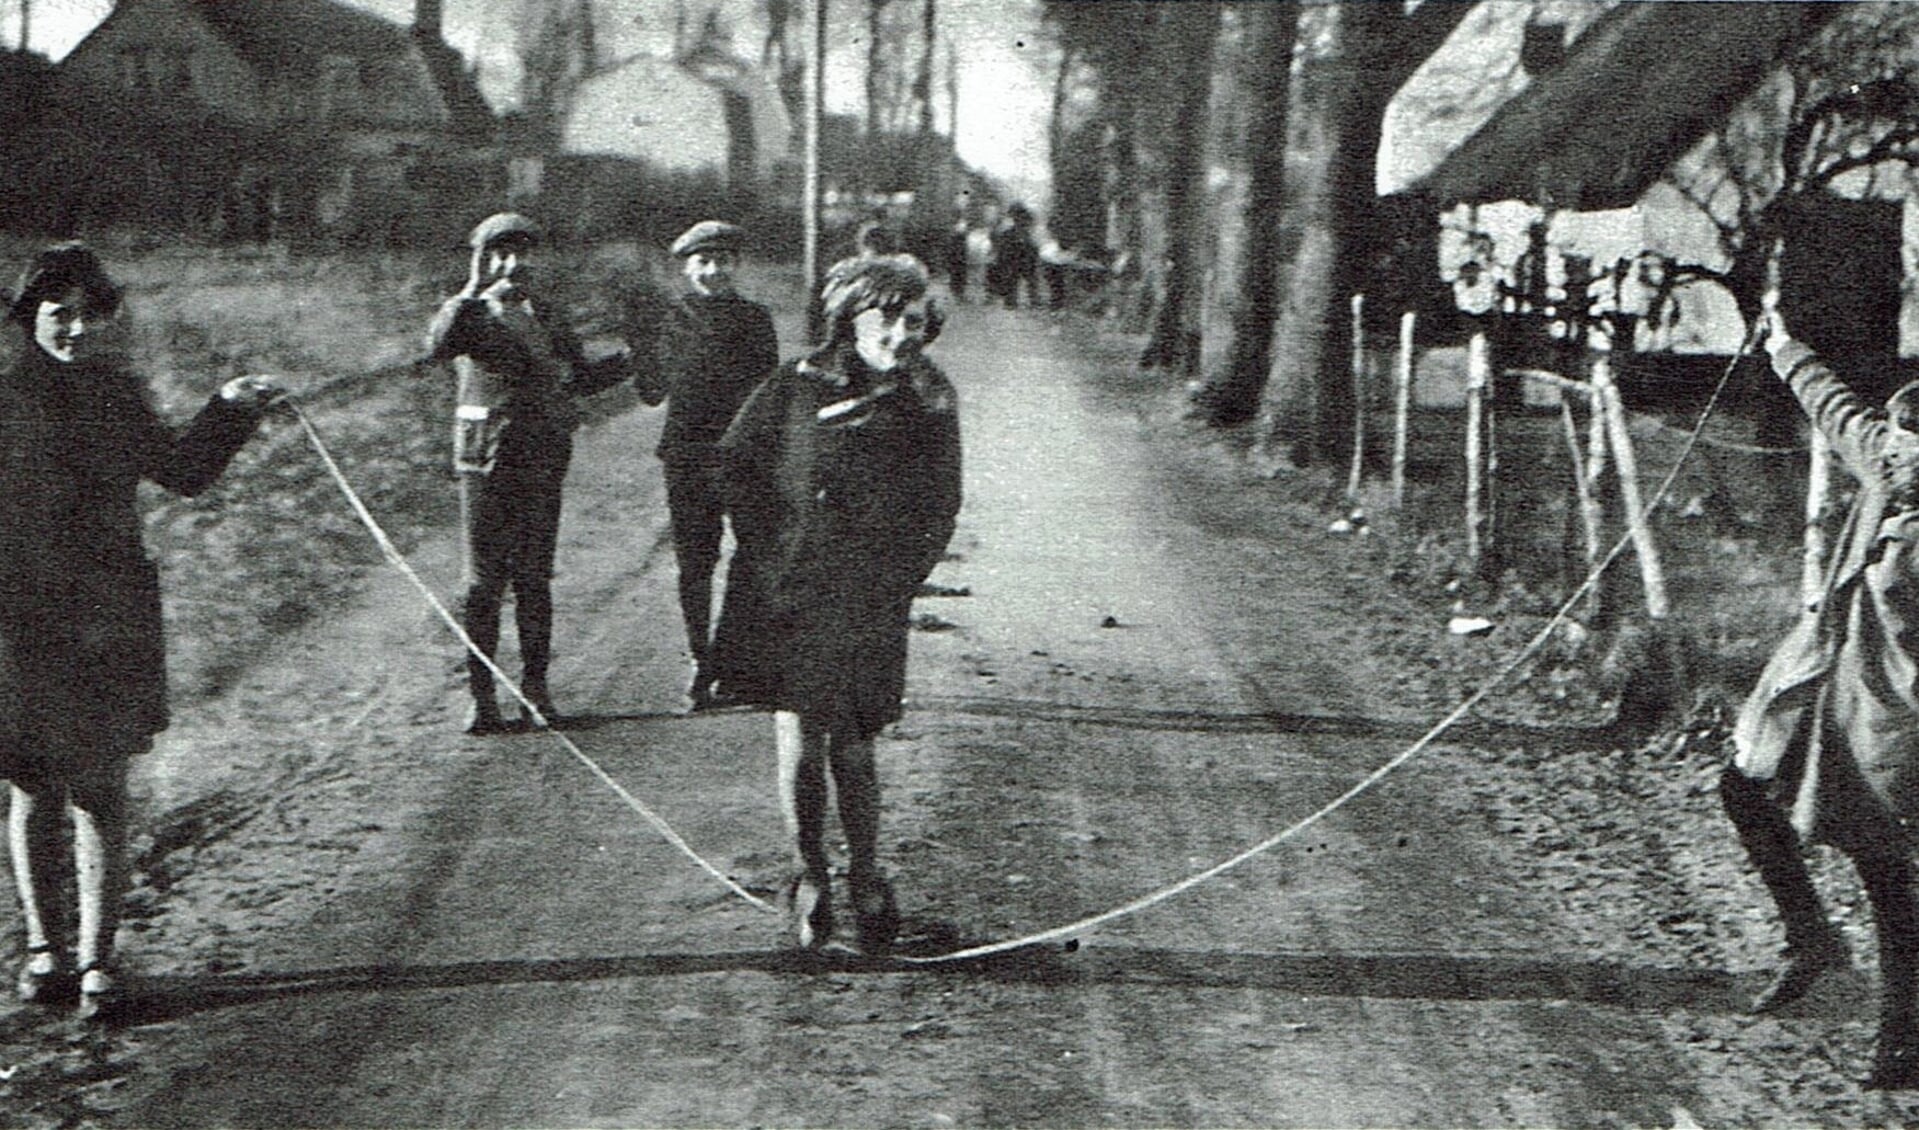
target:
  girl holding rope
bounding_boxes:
[713,254,960,951]
[0,243,284,1020]
[1723,305,1919,1089]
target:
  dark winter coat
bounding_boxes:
[0,346,262,781]
[1735,340,1919,856]
[711,346,961,738]
[424,290,626,475]
[636,291,779,464]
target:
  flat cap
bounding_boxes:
[671,220,746,258]
[468,212,541,250]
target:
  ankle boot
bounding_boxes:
[516,586,560,728]
[519,674,560,729]
[849,869,899,952]
[1722,766,1847,1011]
[463,588,509,734]
[465,688,508,735]
[789,872,833,949]
[1863,855,1919,1089]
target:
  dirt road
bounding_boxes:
[4,301,1915,1127]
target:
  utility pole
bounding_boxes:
[17,0,29,53]
[945,36,958,139]
[803,0,826,342]
[916,0,935,135]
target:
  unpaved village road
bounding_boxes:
[1,301,1904,1127]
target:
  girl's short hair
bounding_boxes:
[818,253,943,345]
[8,242,121,326]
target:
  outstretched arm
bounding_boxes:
[1763,308,1888,477]
[137,375,285,496]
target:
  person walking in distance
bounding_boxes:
[425,212,628,734]
[1721,304,1919,1089]
[0,242,286,1020]
[635,221,779,709]
[713,254,961,951]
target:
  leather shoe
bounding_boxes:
[789,875,833,950]
[16,944,69,1006]
[520,691,563,730]
[74,964,120,1024]
[1751,931,1849,1013]
[850,872,899,953]
[464,700,512,735]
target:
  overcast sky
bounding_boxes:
[8,0,1055,201]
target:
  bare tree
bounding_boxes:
[1135,2,1222,379]
[1043,1,1181,320]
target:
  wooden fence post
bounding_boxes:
[1348,293,1366,499]
[1465,326,1488,568]
[1584,368,1611,621]
[1593,356,1669,619]
[1392,311,1415,508]
[1559,392,1602,597]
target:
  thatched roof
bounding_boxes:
[1415,2,1839,211]
[193,0,493,137]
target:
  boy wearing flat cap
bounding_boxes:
[637,220,780,709]
[425,212,629,734]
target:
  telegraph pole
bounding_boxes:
[803,0,826,342]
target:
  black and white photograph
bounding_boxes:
[4,0,1919,1125]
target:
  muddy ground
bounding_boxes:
[0,285,1913,1127]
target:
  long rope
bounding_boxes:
[294,323,1759,964]
[288,404,776,915]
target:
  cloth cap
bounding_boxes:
[671,220,746,258]
[468,212,541,250]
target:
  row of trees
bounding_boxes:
[1044,1,1470,466]
[1045,1,1919,467]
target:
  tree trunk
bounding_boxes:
[1138,1,1222,380]
[1194,0,1299,426]
[1256,1,1468,465]
[1049,42,1074,180]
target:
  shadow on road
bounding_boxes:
[108,941,1857,1028]
[511,699,1625,755]
[903,694,1626,751]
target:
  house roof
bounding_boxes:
[189,0,494,137]
[192,0,415,75]
[1414,2,1840,211]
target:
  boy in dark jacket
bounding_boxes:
[636,221,780,709]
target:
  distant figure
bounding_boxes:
[988,203,1039,309]
[945,211,972,301]
[1039,235,1072,312]
[1721,305,1919,1089]
[0,243,285,1021]
[713,254,961,951]
[424,213,629,734]
[635,221,779,710]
